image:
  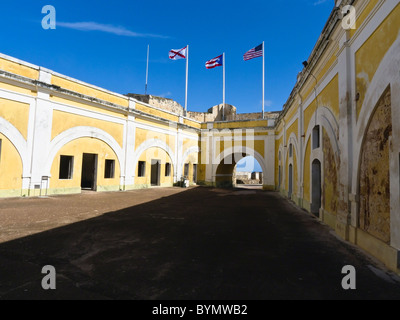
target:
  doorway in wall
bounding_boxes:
[311,159,322,217]
[151,159,161,186]
[81,153,98,191]
[193,164,198,183]
[288,164,293,199]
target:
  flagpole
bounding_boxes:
[145,45,149,95]
[223,52,225,121]
[262,41,265,119]
[185,45,189,114]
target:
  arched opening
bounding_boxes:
[288,164,293,198]
[358,86,392,244]
[311,159,322,217]
[215,152,265,188]
[234,156,263,188]
[50,137,121,194]
[135,146,174,188]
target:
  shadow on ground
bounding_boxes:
[1,187,400,300]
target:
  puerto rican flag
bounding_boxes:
[169,46,187,60]
[205,55,223,69]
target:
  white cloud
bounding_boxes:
[57,21,169,39]
[158,92,172,98]
[260,100,273,107]
[313,0,329,5]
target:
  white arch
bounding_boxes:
[0,117,29,176]
[181,146,200,173]
[132,139,176,175]
[46,126,124,175]
[213,146,267,179]
[304,106,340,167]
[286,133,300,165]
[353,35,400,195]
[182,146,200,163]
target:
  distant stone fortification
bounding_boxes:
[126,94,279,124]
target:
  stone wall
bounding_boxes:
[359,86,392,244]
[127,94,280,123]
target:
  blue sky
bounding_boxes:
[237,157,262,173]
[1,0,332,113]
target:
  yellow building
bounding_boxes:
[0,0,399,272]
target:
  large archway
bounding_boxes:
[213,147,267,188]
[235,156,264,188]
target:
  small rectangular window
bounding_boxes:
[59,155,74,180]
[289,144,293,158]
[104,159,115,179]
[313,126,320,149]
[138,161,146,177]
[165,163,171,177]
[184,163,189,177]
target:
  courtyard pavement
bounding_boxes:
[0,186,399,300]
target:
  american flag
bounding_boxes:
[205,55,223,69]
[243,44,263,61]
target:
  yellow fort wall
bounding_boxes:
[135,147,174,188]
[0,98,30,140]
[49,137,121,194]
[0,57,39,80]
[50,95,126,119]
[0,81,37,96]
[355,3,400,119]
[135,127,176,152]
[0,134,23,197]
[51,75,129,108]
[52,110,125,147]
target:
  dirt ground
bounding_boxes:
[0,186,399,300]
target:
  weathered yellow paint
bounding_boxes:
[316,48,338,83]
[318,74,339,119]
[323,128,338,216]
[284,102,298,124]
[0,57,39,80]
[300,77,317,106]
[303,139,311,202]
[183,138,198,151]
[135,117,178,132]
[50,95,126,119]
[285,119,298,146]
[300,44,338,103]
[183,118,201,129]
[135,147,174,187]
[0,134,23,192]
[213,120,268,129]
[350,0,380,38]
[355,3,400,118]
[52,75,129,107]
[0,81,37,96]
[134,127,176,152]
[354,227,399,272]
[0,98,30,139]
[216,138,264,159]
[49,137,121,192]
[52,110,124,148]
[182,153,199,183]
[303,100,317,136]
[136,103,179,123]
